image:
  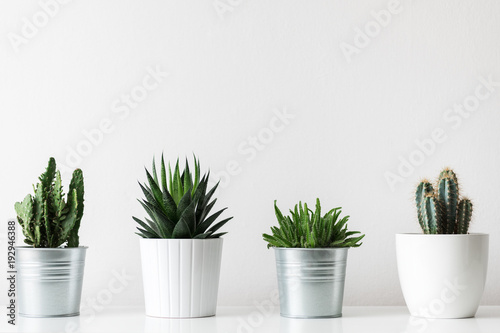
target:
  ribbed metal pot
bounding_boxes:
[274,247,348,318]
[16,246,88,317]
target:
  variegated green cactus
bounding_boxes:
[415,168,472,234]
[14,158,84,248]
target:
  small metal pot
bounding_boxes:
[16,246,88,317]
[274,247,349,318]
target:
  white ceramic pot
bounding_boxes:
[140,238,223,318]
[396,233,488,319]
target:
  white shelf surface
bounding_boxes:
[2,306,500,333]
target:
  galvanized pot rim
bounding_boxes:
[15,246,89,250]
[272,247,350,251]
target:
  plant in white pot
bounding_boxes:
[396,168,489,319]
[14,157,87,317]
[263,199,364,318]
[134,155,233,318]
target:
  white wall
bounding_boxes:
[1,0,499,309]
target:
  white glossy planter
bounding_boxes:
[396,233,488,319]
[140,238,223,318]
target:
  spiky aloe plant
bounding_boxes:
[263,198,365,248]
[14,157,84,248]
[133,155,232,239]
[415,168,473,234]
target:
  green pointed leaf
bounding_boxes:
[133,216,160,238]
[161,154,168,193]
[172,159,183,204]
[195,207,226,235]
[193,232,213,239]
[138,200,173,238]
[192,154,200,195]
[177,190,193,216]
[168,161,173,196]
[206,217,232,235]
[162,190,177,221]
[197,199,217,227]
[178,199,197,235]
[172,219,191,238]
[136,227,157,238]
[152,156,159,185]
[210,232,227,238]
[263,199,364,249]
[139,182,167,215]
[183,158,193,195]
[145,168,163,206]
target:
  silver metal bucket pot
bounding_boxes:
[16,246,88,317]
[274,247,348,318]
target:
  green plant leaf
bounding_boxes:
[177,190,193,218]
[134,155,233,240]
[172,219,191,238]
[206,217,232,235]
[162,189,177,221]
[210,232,227,238]
[145,168,163,207]
[133,216,160,238]
[194,208,227,236]
[152,156,159,185]
[178,199,197,235]
[263,199,364,249]
[173,159,183,204]
[160,154,168,193]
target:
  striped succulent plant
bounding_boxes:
[263,198,365,248]
[415,168,473,234]
[133,155,232,239]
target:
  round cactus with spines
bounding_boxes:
[415,168,472,234]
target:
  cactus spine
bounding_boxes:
[14,158,85,248]
[415,168,472,234]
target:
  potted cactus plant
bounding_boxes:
[14,157,87,317]
[134,155,233,318]
[396,168,489,319]
[263,199,364,318]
